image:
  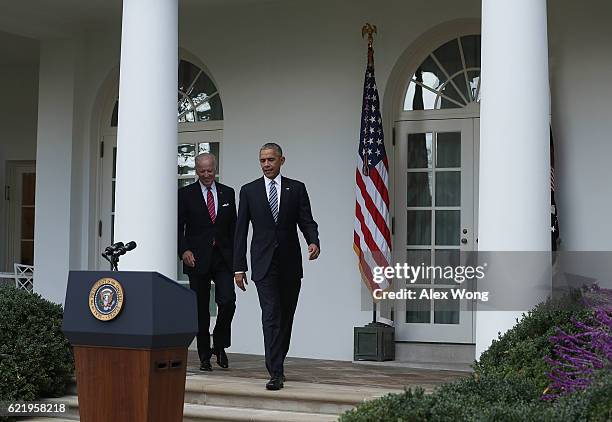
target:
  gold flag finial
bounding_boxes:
[361,23,377,49]
[361,23,377,66]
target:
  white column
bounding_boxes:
[114,0,178,277]
[33,40,77,304]
[477,0,551,356]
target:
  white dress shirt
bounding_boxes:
[199,180,218,215]
[264,174,282,216]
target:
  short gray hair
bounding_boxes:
[195,153,217,168]
[260,142,283,156]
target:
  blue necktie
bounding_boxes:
[269,180,278,223]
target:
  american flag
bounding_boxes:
[550,128,560,251]
[353,60,392,293]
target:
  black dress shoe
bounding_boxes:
[212,347,229,368]
[200,360,212,371]
[266,377,284,390]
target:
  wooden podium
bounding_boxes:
[63,271,197,422]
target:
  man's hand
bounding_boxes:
[308,244,320,260]
[182,250,196,268]
[235,272,248,291]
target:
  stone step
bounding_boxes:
[40,375,401,421]
[182,403,338,422]
[184,374,399,415]
[22,419,76,422]
[39,395,339,422]
[41,396,79,420]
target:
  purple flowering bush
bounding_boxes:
[543,286,612,399]
[474,288,592,390]
[342,287,611,421]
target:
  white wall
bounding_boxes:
[549,0,612,252]
[0,64,39,272]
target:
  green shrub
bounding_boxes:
[0,285,74,402]
[340,291,611,422]
[340,371,612,422]
[473,290,592,390]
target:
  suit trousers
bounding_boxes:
[188,247,236,362]
[254,250,302,378]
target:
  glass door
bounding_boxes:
[394,118,477,343]
[4,161,36,270]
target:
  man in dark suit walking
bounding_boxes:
[178,153,237,371]
[234,143,320,390]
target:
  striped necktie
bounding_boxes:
[207,187,216,223]
[268,180,278,223]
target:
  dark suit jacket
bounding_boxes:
[233,176,319,281]
[178,181,237,276]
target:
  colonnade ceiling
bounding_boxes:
[0,0,122,39]
[0,30,38,65]
[0,0,277,40]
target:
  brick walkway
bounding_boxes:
[187,351,469,391]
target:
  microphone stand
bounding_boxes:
[101,252,120,271]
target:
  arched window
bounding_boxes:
[177,60,223,122]
[403,35,481,111]
[110,59,223,126]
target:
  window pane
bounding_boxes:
[178,143,196,175]
[437,83,464,109]
[406,288,431,323]
[437,132,461,168]
[460,35,481,69]
[468,70,481,102]
[178,178,193,188]
[419,56,446,91]
[432,39,463,79]
[198,142,220,156]
[178,95,193,123]
[191,71,223,121]
[452,74,471,103]
[434,289,460,324]
[407,211,431,245]
[435,210,460,246]
[435,172,461,207]
[178,60,201,93]
[406,250,431,284]
[434,249,460,285]
[404,80,436,111]
[407,172,432,206]
[407,133,433,168]
[178,60,224,123]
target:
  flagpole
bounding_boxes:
[362,22,379,325]
[353,22,394,361]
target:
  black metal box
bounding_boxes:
[354,322,395,361]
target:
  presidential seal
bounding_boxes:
[88,278,124,321]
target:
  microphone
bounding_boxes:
[101,240,137,271]
[102,242,124,258]
[115,241,137,256]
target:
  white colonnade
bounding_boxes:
[476,0,552,355]
[114,0,178,277]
